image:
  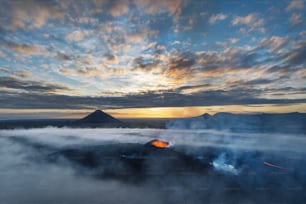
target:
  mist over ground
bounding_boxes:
[0,127,306,204]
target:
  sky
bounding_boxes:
[0,0,306,119]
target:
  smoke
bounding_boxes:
[0,127,306,204]
[212,153,240,175]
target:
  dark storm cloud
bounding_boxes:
[0,76,69,92]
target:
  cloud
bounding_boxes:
[60,67,102,78]
[289,13,303,26]
[0,50,7,58]
[90,0,130,17]
[164,51,195,75]
[3,42,49,56]
[286,0,304,11]
[260,36,290,53]
[231,13,265,33]
[226,78,276,90]
[126,33,144,43]
[0,76,69,93]
[215,41,227,48]
[108,0,129,17]
[1,86,306,109]
[176,84,213,93]
[229,38,239,44]
[103,53,118,64]
[136,0,183,19]
[265,64,299,76]
[16,71,33,78]
[131,61,162,74]
[0,0,305,110]
[66,30,92,41]
[8,0,64,29]
[209,13,227,25]
[59,65,125,79]
[232,13,256,25]
[77,17,99,25]
[57,53,75,61]
[284,40,306,65]
[0,67,9,73]
[125,29,159,45]
[196,48,261,71]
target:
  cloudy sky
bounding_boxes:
[0,0,306,119]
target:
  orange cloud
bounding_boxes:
[66,30,93,41]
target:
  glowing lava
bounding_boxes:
[264,161,288,171]
[149,139,169,148]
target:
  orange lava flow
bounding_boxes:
[150,140,169,148]
[264,161,288,171]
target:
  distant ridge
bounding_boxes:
[79,110,121,124]
[167,112,306,133]
[201,113,211,119]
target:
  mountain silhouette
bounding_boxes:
[79,110,121,124]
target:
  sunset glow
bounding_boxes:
[0,0,305,119]
[1,103,306,120]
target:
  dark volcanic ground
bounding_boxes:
[0,128,305,204]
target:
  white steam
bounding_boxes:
[212,153,240,175]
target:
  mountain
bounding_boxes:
[79,110,121,124]
[166,112,306,133]
[0,110,167,129]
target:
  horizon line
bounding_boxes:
[0,103,305,120]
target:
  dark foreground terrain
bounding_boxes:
[0,128,305,204]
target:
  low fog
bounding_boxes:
[0,127,305,204]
